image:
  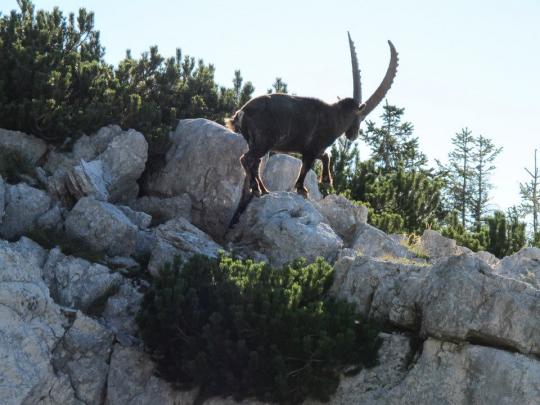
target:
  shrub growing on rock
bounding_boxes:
[137,254,381,404]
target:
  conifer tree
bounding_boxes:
[362,102,427,173]
[267,77,288,94]
[519,149,540,244]
[470,135,502,231]
[438,128,475,228]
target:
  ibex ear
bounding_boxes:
[337,96,341,101]
[356,103,366,115]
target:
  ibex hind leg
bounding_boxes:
[295,155,315,198]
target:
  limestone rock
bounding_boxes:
[0,176,5,223]
[0,238,65,405]
[65,159,110,201]
[142,118,248,241]
[117,206,152,229]
[47,126,148,205]
[306,333,412,405]
[102,280,143,342]
[315,194,367,245]
[22,371,82,405]
[384,338,540,405]
[420,229,463,259]
[43,247,123,313]
[0,183,51,239]
[148,217,222,276]
[494,247,540,288]
[64,197,140,257]
[105,345,197,405]
[261,153,322,201]
[351,223,412,260]
[227,192,343,266]
[53,312,114,405]
[128,194,192,225]
[332,253,540,356]
[0,128,47,165]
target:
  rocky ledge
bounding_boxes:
[0,119,539,404]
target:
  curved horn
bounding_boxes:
[348,31,361,104]
[358,40,399,121]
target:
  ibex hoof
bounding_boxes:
[296,187,309,199]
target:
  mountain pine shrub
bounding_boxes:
[137,254,381,404]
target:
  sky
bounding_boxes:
[4,0,540,212]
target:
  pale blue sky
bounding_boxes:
[4,0,540,211]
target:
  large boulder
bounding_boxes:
[47,126,148,205]
[351,223,413,260]
[315,194,368,245]
[142,119,248,241]
[128,194,192,226]
[260,153,322,201]
[383,338,540,405]
[102,280,143,343]
[43,248,123,314]
[0,182,52,240]
[64,197,145,257]
[52,312,115,405]
[0,128,47,165]
[148,217,222,276]
[0,238,65,404]
[105,345,197,405]
[227,192,343,266]
[494,247,540,288]
[332,253,540,356]
[306,333,412,405]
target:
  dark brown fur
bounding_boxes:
[228,94,364,199]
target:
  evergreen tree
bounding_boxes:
[470,135,502,231]
[0,1,255,144]
[267,77,288,94]
[329,136,359,194]
[519,149,540,245]
[330,103,445,234]
[361,102,427,173]
[438,128,475,228]
[486,209,526,258]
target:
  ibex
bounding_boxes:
[227,33,398,203]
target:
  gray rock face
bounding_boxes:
[102,280,143,342]
[306,333,412,405]
[227,192,343,266]
[64,197,140,257]
[0,183,51,239]
[351,223,413,260]
[315,194,367,245]
[128,194,192,226]
[65,159,110,201]
[383,338,540,405]
[420,229,463,259]
[43,248,123,313]
[142,118,248,241]
[105,345,197,405]
[332,254,540,356]
[53,313,114,405]
[261,153,322,201]
[0,176,5,222]
[0,238,65,405]
[495,247,540,288]
[0,128,48,165]
[47,126,148,205]
[148,217,222,276]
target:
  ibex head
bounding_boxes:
[345,32,399,141]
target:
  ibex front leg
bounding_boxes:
[295,155,315,198]
[319,152,333,186]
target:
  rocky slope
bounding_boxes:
[0,120,539,404]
